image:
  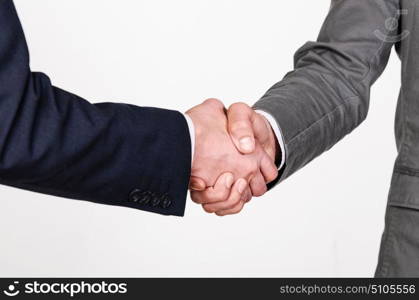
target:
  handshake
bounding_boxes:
[186,99,280,216]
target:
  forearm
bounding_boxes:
[0,0,192,216]
[254,0,399,183]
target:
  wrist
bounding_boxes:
[185,110,205,166]
[255,110,285,170]
[260,114,280,163]
[183,112,197,166]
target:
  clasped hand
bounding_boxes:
[186,99,279,216]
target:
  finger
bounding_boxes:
[190,172,234,204]
[252,113,272,146]
[260,153,278,184]
[189,176,207,191]
[227,102,256,154]
[241,187,252,203]
[249,173,268,197]
[216,187,252,216]
[203,98,225,111]
[215,200,245,216]
[203,178,247,213]
[253,114,278,160]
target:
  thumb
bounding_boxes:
[227,102,256,154]
[189,176,207,191]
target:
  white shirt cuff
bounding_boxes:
[255,110,286,171]
[182,113,195,166]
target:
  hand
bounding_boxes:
[227,102,279,162]
[186,99,277,212]
[190,101,279,216]
[192,172,253,216]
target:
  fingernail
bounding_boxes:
[224,174,234,188]
[239,137,254,152]
[237,179,247,194]
[190,182,203,191]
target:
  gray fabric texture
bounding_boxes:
[254,0,419,277]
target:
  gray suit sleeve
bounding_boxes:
[254,0,400,184]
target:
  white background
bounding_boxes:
[0,0,400,277]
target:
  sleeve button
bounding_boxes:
[139,191,152,204]
[129,189,143,202]
[160,194,172,209]
[150,193,161,207]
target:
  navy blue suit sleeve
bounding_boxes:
[0,0,191,216]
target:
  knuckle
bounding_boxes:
[231,205,244,215]
[241,191,251,203]
[261,184,268,194]
[252,185,267,197]
[190,193,203,204]
[192,198,203,204]
[204,98,223,108]
[252,191,261,197]
[229,102,250,111]
[266,168,279,183]
[202,204,215,214]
